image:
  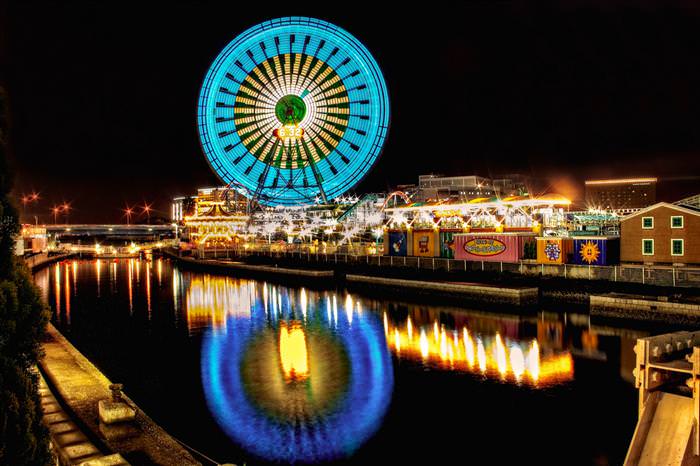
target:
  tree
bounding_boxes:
[0,86,52,465]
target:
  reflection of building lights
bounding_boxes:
[383,317,573,385]
[510,344,525,380]
[300,288,307,318]
[477,338,487,372]
[185,276,253,331]
[279,322,309,381]
[419,329,429,359]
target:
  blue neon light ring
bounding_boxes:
[197,17,390,206]
[200,294,393,463]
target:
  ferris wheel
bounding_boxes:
[197,17,390,207]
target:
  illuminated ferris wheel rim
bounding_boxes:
[197,16,390,207]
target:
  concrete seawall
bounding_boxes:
[27,252,77,272]
[346,274,539,307]
[40,324,200,465]
[591,293,700,324]
[165,250,335,284]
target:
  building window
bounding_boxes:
[671,216,684,229]
[642,217,654,229]
[672,239,684,256]
[642,239,654,256]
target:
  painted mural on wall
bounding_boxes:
[439,232,457,259]
[536,238,573,264]
[387,231,407,256]
[412,230,436,257]
[571,237,619,265]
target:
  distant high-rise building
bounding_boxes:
[585,178,657,212]
[414,174,528,202]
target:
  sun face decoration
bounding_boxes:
[579,240,601,264]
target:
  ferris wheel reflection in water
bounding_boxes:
[181,273,575,463]
[193,276,393,463]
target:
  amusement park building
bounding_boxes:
[620,202,700,265]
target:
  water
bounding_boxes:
[35,258,657,465]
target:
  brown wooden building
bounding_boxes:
[620,202,700,265]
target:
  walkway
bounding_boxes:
[40,324,200,465]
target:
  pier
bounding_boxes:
[626,331,700,466]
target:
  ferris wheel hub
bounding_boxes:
[275,94,307,125]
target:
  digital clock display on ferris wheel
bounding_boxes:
[197,16,390,206]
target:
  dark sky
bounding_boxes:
[3,1,700,223]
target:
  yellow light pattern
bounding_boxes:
[279,321,310,381]
[385,318,573,385]
[185,275,253,331]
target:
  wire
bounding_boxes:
[167,432,227,466]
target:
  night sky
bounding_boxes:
[3,1,700,223]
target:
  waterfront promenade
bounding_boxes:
[26,253,203,465]
[40,324,200,465]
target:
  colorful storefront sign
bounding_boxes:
[412,230,436,257]
[571,237,620,265]
[464,238,507,256]
[387,231,407,256]
[439,231,458,259]
[454,234,532,262]
[536,238,573,264]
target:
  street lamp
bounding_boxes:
[51,206,60,224]
[61,202,71,224]
[142,203,152,224]
[20,192,40,223]
[124,206,134,225]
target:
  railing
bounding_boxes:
[181,247,700,288]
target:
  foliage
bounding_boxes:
[0,86,52,465]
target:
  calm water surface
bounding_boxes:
[35,258,655,465]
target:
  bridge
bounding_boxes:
[43,224,176,240]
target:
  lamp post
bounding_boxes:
[124,207,133,225]
[142,203,152,224]
[20,192,40,223]
[61,202,71,224]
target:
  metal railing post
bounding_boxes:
[673,267,676,287]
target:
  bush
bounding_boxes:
[0,86,52,465]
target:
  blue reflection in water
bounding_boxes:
[200,284,393,463]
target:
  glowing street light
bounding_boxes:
[51,206,61,224]
[20,192,40,222]
[142,203,153,224]
[61,202,72,224]
[124,206,134,225]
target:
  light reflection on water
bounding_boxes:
[184,273,575,387]
[35,259,647,465]
[195,275,394,463]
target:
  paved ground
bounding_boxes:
[39,371,129,465]
[40,324,200,466]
